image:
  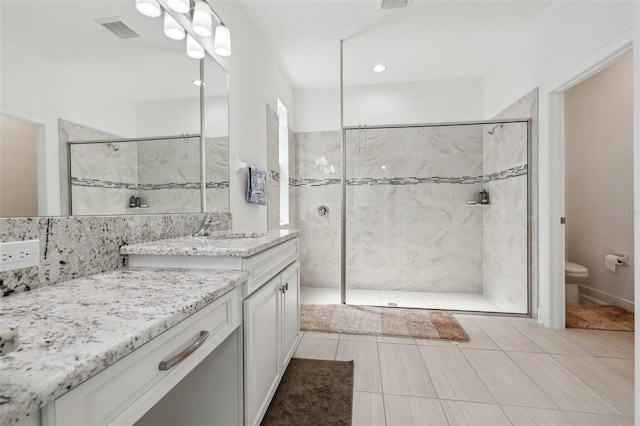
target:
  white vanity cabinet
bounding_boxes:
[244,260,300,426]
[41,287,243,426]
[124,234,302,426]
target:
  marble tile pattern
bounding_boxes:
[346,183,484,293]
[135,136,229,214]
[120,229,299,258]
[69,135,229,215]
[59,119,123,215]
[294,121,529,302]
[0,268,248,426]
[483,175,528,313]
[293,131,343,289]
[484,94,536,314]
[345,125,483,180]
[492,89,538,315]
[0,213,231,297]
[288,166,526,188]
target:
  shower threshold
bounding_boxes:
[300,287,527,315]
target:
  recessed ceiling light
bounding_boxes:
[373,64,386,73]
[193,80,207,86]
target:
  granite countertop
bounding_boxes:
[0,268,248,426]
[120,229,300,258]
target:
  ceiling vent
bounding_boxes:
[95,17,140,39]
[379,0,409,10]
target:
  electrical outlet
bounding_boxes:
[0,240,40,272]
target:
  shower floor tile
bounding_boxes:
[300,287,526,314]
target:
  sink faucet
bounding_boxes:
[193,212,221,237]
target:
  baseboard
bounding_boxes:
[578,285,635,311]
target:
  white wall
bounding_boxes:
[481,0,635,327]
[0,42,138,216]
[199,1,295,230]
[565,53,634,307]
[294,78,484,132]
[483,2,633,118]
[136,96,228,138]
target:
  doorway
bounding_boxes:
[0,115,40,217]
[563,52,634,313]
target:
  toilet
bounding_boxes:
[565,261,589,304]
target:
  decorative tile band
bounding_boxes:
[484,164,528,182]
[71,177,229,190]
[288,164,527,187]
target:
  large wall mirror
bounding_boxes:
[0,0,229,217]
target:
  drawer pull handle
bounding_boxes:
[159,330,209,371]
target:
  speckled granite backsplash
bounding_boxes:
[0,213,231,297]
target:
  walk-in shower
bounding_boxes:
[67,133,229,216]
[296,119,531,315]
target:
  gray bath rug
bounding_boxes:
[301,303,469,341]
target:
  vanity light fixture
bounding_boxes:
[135,0,161,17]
[135,0,231,57]
[163,11,185,40]
[214,24,231,56]
[373,64,387,73]
[192,0,212,37]
[186,34,205,59]
[167,0,189,14]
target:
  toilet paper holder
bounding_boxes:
[612,252,630,265]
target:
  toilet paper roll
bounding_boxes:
[605,254,623,273]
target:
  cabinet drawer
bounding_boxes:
[49,287,242,426]
[243,239,298,296]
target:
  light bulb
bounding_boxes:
[187,34,205,59]
[135,0,161,17]
[193,1,212,37]
[214,24,231,56]
[373,64,386,73]
[167,0,189,14]
[163,12,185,40]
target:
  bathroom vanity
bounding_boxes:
[2,230,300,426]
[123,230,301,426]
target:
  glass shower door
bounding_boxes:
[344,121,529,314]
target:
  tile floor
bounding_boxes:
[293,314,635,426]
[300,287,528,315]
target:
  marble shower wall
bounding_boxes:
[484,89,538,315]
[266,105,297,230]
[69,134,229,215]
[137,137,229,214]
[0,213,232,297]
[69,141,138,215]
[294,115,532,310]
[60,119,129,216]
[345,126,484,293]
[294,126,485,294]
[482,122,529,313]
[293,131,342,289]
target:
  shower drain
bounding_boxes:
[387,302,398,307]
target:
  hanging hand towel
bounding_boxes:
[246,167,268,205]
